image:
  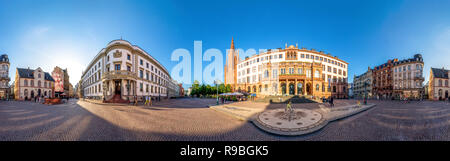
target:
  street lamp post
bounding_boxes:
[364,81,368,105]
[214,80,222,105]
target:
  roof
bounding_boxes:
[431,68,449,79]
[1,54,9,62]
[17,68,55,81]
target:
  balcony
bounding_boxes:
[101,70,137,80]
[0,75,10,81]
[278,74,306,80]
[414,76,424,80]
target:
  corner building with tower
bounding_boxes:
[224,38,349,98]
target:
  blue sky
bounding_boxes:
[1,0,449,87]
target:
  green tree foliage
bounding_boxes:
[189,81,231,97]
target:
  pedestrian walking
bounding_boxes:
[134,95,138,106]
[149,96,153,106]
[330,97,334,107]
[144,95,148,106]
[285,100,292,113]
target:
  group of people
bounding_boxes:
[322,97,334,107]
[133,95,159,106]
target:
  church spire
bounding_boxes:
[230,37,235,49]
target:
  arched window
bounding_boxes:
[30,80,34,87]
[316,84,320,91]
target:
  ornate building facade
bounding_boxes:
[428,67,449,100]
[353,67,373,99]
[226,40,349,98]
[392,54,424,99]
[14,67,55,100]
[51,66,73,98]
[81,39,175,102]
[0,54,10,99]
[372,59,396,99]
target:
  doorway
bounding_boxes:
[115,80,121,95]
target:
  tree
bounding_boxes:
[225,84,232,93]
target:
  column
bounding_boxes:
[285,79,289,95]
[302,81,307,96]
[295,79,298,95]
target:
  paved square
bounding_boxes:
[0,98,450,141]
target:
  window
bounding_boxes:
[115,64,120,70]
[146,63,149,68]
[272,69,277,78]
[306,69,311,78]
[298,68,303,74]
[316,84,320,91]
[107,56,110,62]
[127,54,131,60]
[146,72,149,80]
[279,54,282,58]
[140,83,143,92]
[127,66,131,72]
[140,59,143,65]
[289,68,294,74]
[146,84,149,92]
[24,80,28,86]
[140,70,144,78]
[315,70,320,78]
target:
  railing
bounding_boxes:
[101,70,137,80]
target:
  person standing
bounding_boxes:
[144,95,148,106]
[134,95,138,106]
[149,96,152,106]
[330,97,334,107]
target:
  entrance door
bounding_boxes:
[446,90,449,99]
[289,83,295,95]
[31,90,35,98]
[38,89,41,97]
[115,80,121,95]
[306,83,311,95]
[297,83,303,95]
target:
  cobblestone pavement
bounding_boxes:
[0,98,449,141]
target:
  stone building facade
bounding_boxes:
[428,67,449,100]
[51,66,73,98]
[392,54,424,99]
[224,37,240,91]
[353,67,373,99]
[372,59,396,99]
[227,40,349,99]
[0,54,10,99]
[14,67,55,100]
[81,39,175,102]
